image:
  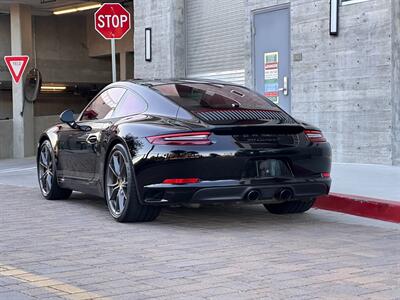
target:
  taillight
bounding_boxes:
[321,172,330,178]
[304,130,326,143]
[163,178,201,184]
[146,132,212,145]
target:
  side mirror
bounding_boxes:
[60,109,77,129]
[60,110,91,131]
[60,109,75,124]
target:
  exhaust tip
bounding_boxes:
[276,188,293,202]
[247,190,261,201]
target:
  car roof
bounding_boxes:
[125,78,246,89]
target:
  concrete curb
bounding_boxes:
[314,193,400,224]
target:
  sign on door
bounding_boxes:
[264,52,279,104]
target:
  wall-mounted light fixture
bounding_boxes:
[330,0,339,35]
[145,28,152,62]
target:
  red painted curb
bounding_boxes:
[314,193,400,223]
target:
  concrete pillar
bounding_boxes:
[10,4,34,158]
[392,0,400,165]
[120,51,134,80]
[120,51,127,80]
[127,52,133,79]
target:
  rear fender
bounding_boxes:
[103,130,151,205]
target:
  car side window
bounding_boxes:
[81,88,126,121]
[112,90,148,118]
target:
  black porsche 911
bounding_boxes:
[37,79,331,222]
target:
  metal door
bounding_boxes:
[253,6,291,112]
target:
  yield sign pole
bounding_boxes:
[9,4,34,158]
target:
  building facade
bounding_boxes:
[134,0,400,165]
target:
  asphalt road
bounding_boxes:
[0,158,399,299]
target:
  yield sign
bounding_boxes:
[4,55,29,84]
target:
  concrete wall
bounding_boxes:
[391,0,400,165]
[0,119,12,159]
[133,0,185,79]
[33,94,89,117]
[34,15,112,83]
[243,0,394,165]
[0,91,12,119]
[33,115,59,143]
[0,15,11,81]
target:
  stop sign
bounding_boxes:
[94,3,131,40]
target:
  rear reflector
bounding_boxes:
[147,132,212,145]
[321,172,330,178]
[163,178,201,185]
[304,130,327,143]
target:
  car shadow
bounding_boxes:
[159,205,325,228]
[65,192,106,208]
[58,192,334,230]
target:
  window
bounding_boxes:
[81,88,126,121]
[152,83,277,112]
[113,90,148,117]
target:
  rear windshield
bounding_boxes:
[152,83,278,111]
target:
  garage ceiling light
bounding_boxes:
[41,84,67,92]
[53,3,101,15]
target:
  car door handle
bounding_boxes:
[86,135,98,144]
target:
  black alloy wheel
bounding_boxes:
[37,140,72,200]
[105,143,161,222]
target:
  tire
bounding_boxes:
[105,143,161,222]
[37,140,72,200]
[264,198,315,214]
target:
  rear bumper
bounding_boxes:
[132,133,332,205]
[142,177,331,205]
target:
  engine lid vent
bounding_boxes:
[194,109,295,124]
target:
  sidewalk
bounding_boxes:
[330,163,400,202]
[315,163,400,223]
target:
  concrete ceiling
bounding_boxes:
[0,0,129,15]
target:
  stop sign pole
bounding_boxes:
[94,3,131,82]
[110,39,116,83]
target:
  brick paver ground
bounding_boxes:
[0,184,399,299]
